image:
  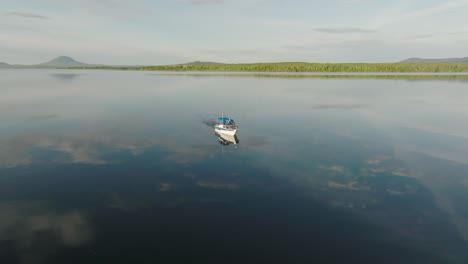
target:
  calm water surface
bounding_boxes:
[1,69,468,263]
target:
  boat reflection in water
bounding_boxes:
[215,132,239,145]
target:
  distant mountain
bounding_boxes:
[400,57,468,63]
[181,61,223,65]
[0,62,12,68]
[37,56,88,67]
[0,56,89,68]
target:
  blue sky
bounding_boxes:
[2,0,468,64]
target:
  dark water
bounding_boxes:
[1,69,468,264]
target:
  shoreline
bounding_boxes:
[66,62,468,73]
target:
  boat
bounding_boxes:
[214,116,238,136]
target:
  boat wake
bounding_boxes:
[202,119,217,127]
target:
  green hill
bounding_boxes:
[0,62,12,68]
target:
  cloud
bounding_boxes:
[65,0,152,17]
[405,30,468,41]
[188,0,225,4]
[407,0,468,19]
[338,0,367,3]
[408,34,434,40]
[375,0,468,27]
[6,12,50,20]
[0,30,193,65]
[312,104,368,110]
[176,0,226,5]
[315,27,377,33]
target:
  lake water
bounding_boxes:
[1,69,468,264]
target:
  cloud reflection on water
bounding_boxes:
[1,70,468,262]
[0,202,91,263]
[0,133,162,168]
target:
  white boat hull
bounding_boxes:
[215,132,239,145]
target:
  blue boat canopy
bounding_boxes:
[217,117,235,124]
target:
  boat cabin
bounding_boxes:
[216,117,238,129]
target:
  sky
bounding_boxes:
[1,0,468,65]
